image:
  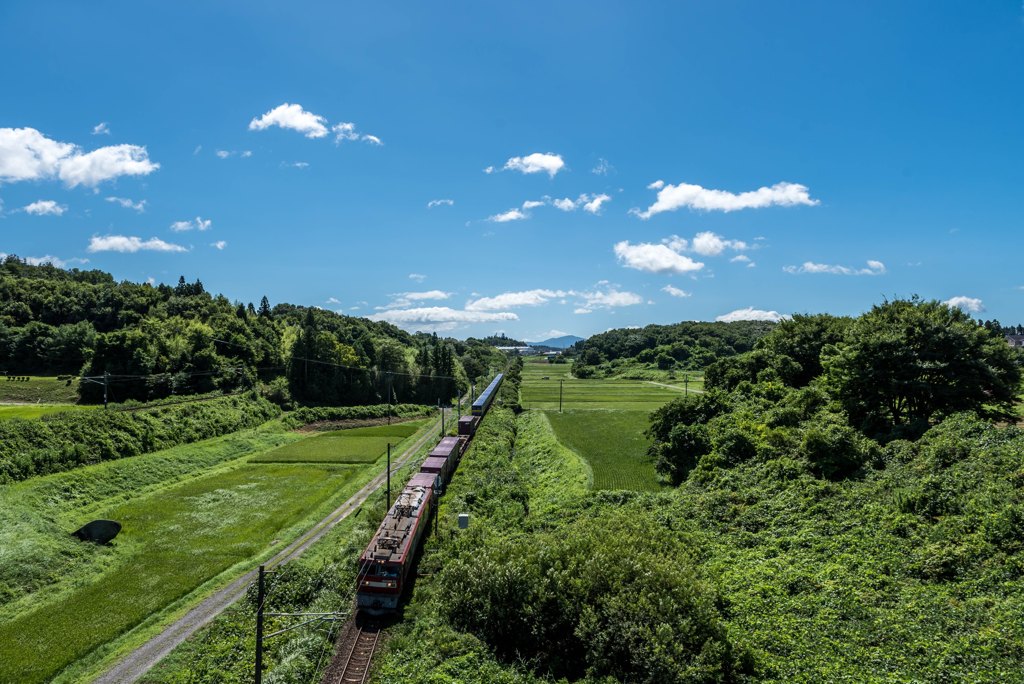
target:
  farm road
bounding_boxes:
[645,380,704,393]
[93,416,444,684]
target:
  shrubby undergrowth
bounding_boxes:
[280,403,433,429]
[0,393,280,482]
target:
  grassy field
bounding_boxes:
[544,410,663,491]
[0,403,95,420]
[520,359,686,410]
[0,459,359,683]
[251,419,427,464]
[0,376,80,403]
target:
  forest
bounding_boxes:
[0,255,505,406]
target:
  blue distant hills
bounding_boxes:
[528,335,584,349]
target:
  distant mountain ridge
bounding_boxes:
[528,335,584,349]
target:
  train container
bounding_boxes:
[471,373,504,416]
[458,415,479,436]
[407,471,442,495]
[356,484,433,614]
[420,456,451,482]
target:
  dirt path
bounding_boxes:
[645,380,705,394]
[93,416,444,684]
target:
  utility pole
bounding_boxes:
[386,372,393,425]
[441,405,446,437]
[684,373,689,398]
[103,370,109,410]
[255,565,265,684]
[559,379,563,413]
[386,444,391,505]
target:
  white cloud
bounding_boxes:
[943,296,985,313]
[614,240,704,274]
[522,199,546,209]
[574,308,592,315]
[662,285,691,298]
[249,103,329,138]
[92,122,110,136]
[501,152,565,177]
[730,254,751,263]
[170,216,212,232]
[691,231,748,256]
[380,290,452,309]
[106,196,146,212]
[488,208,527,223]
[552,197,576,211]
[216,150,231,159]
[582,194,611,214]
[0,127,159,187]
[534,329,570,340]
[326,297,341,305]
[579,288,643,309]
[332,122,382,145]
[193,145,202,155]
[467,289,569,311]
[285,161,309,168]
[427,198,454,208]
[368,306,518,332]
[716,307,787,322]
[408,273,427,282]
[241,150,253,158]
[592,158,613,176]
[6,254,88,269]
[210,240,227,250]
[633,180,818,219]
[87,235,188,253]
[783,260,885,276]
[23,200,66,216]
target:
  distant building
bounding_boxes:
[1006,335,1024,348]
[496,345,538,356]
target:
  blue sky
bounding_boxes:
[2,1,1022,340]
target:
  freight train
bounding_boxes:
[355,373,504,615]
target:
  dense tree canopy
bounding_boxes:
[823,298,1021,437]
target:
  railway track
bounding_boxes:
[326,622,381,684]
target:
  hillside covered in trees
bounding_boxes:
[570,319,775,378]
[0,256,505,406]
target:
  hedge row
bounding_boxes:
[281,403,434,429]
[0,393,281,483]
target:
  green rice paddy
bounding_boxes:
[544,410,664,491]
[251,420,427,464]
[0,460,358,683]
[520,360,686,410]
[0,403,94,420]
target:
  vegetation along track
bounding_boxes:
[322,621,381,684]
[93,415,444,684]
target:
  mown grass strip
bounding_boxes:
[251,420,428,464]
[0,404,95,420]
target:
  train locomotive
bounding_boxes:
[355,373,504,615]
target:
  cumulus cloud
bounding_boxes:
[662,285,691,298]
[467,289,569,311]
[614,241,704,274]
[332,122,383,145]
[368,306,518,332]
[579,288,643,309]
[633,180,818,219]
[943,296,985,313]
[691,231,748,256]
[783,260,885,276]
[170,216,212,232]
[23,200,66,216]
[716,307,787,322]
[87,235,188,253]
[427,198,454,208]
[582,194,611,214]
[522,200,546,210]
[488,208,527,223]
[216,150,231,159]
[106,196,146,212]
[499,152,565,177]
[210,240,227,250]
[0,127,159,187]
[249,103,329,138]
[91,122,110,136]
[326,297,341,305]
[408,273,427,282]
